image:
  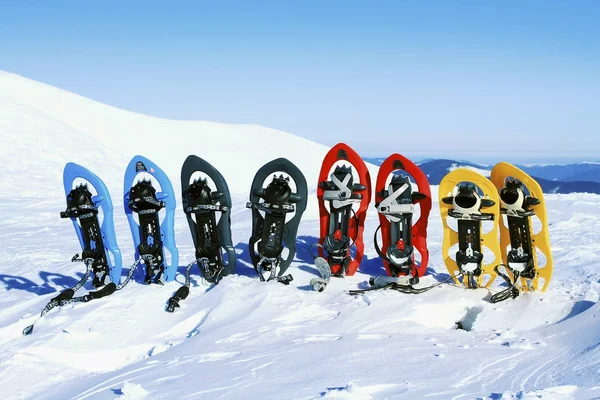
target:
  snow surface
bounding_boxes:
[448,163,492,177]
[1,71,600,399]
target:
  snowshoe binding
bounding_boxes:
[124,156,178,286]
[247,158,307,283]
[316,143,371,277]
[373,154,431,284]
[439,168,502,289]
[167,155,236,312]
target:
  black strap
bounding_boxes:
[372,225,390,263]
[246,201,295,214]
[59,283,117,305]
[166,260,196,312]
[490,265,521,303]
[312,208,358,262]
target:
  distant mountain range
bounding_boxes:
[364,158,600,194]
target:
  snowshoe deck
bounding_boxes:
[124,155,178,283]
[491,162,552,291]
[374,154,431,278]
[247,158,307,280]
[439,168,502,288]
[317,143,371,276]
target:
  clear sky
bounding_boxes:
[1,1,599,161]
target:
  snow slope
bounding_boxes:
[1,72,599,399]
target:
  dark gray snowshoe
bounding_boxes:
[246,158,308,282]
[167,155,236,312]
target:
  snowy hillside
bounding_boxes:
[1,72,599,399]
[0,71,333,201]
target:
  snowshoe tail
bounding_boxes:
[490,162,552,291]
[374,154,431,278]
[124,156,178,283]
[317,143,371,276]
[438,168,502,288]
[247,158,308,278]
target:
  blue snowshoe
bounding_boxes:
[124,155,178,285]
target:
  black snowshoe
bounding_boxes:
[167,155,236,312]
[247,158,307,283]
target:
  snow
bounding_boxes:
[448,162,491,177]
[1,72,600,399]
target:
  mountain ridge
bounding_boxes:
[365,157,600,194]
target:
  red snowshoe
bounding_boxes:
[316,143,371,276]
[374,154,431,279]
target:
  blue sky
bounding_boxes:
[1,1,599,161]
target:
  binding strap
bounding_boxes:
[490,264,521,303]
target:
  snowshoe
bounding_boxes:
[310,257,332,292]
[124,155,178,285]
[316,143,371,277]
[491,162,553,292]
[181,155,236,283]
[374,154,431,281]
[439,168,502,289]
[247,158,307,282]
[61,162,122,285]
[23,163,122,336]
[167,155,236,312]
